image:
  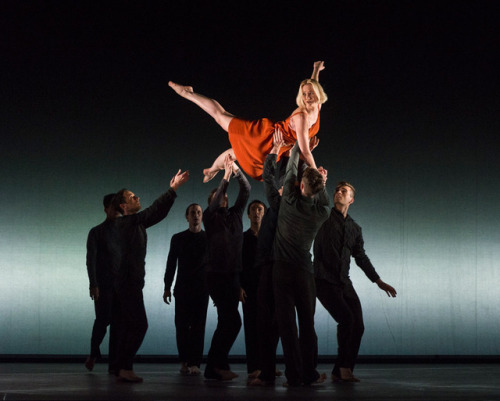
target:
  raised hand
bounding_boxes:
[309,136,320,152]
[271,128,287,154]
[313,60,325,72]
[317,166,328,184]
[170,169,190,191]
[223,154,234,180]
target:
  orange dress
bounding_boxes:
[227,111,320,180]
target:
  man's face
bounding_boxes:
[334,185,354,207]
[186,205,203,226]
[248,202,265,225]
[122,190,141,214]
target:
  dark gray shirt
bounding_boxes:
[272,144,330,272]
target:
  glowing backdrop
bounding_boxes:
[0,2,498,357]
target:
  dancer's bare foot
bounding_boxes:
[84,356,96,371]
[248,369,261,379]
[338,367,360,382]
[248,377,274,386]
[179,362,189,375]
[310,372,327,385]
[203,168,219,183]
[214,368,238,381]
[168,81,194,97]
[188,366,201,376]
[118,369,143,383]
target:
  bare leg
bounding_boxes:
[169,81,234,132]
[203,148,236,183]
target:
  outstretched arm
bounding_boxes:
[311,61,325,81]
[294,113,317,169]
[232,162,251,216]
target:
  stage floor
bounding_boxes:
[1,362,499,400]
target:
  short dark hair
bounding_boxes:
[302,167,325,196]
[207,188,218,205]
[103,193,116,208]
[185,203,201,217]
[247,199,266,215]
[113,188,128,214]
[335,181,356,198]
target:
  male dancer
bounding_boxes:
[85,193,120,373]
[113,169,189,382]
[240,199,266,378]
[314,182,397,382]
[163,203,209,376]
[203,155,250,381]
[249,131,285,386]
[272,142,330,386]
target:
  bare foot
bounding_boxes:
[188,366,201,376]
[248,369,261,379]
[248,377,274,386]
[84,356,95,371]
[312,372,327,385]
[118,369,143,383]
[179,362,189,375]
[214,368,238,381]
[339,367,360,382]
[203,168,219,183]
[168,81,194,98]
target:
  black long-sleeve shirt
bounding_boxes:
[273,144,330,272]
[203,170,250,274]
[241,228,259,293]
[115,188,177,289]
[313,207,380,287]
[254,153,281,269]
[86,218,120,289]
[164,229,208,294]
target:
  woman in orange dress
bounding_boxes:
[169,61,327,181]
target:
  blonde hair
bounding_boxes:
[296,79,328,108]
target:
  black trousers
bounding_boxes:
[174,286,209,367]
[205,272,241,375]
[89,287,118,371]
[242,283,259,373]
[315,279,364,374]
[115,284,148,371]
[256,262,280,382]
[273,261,319,386]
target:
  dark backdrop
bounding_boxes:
[0,1,498,356]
